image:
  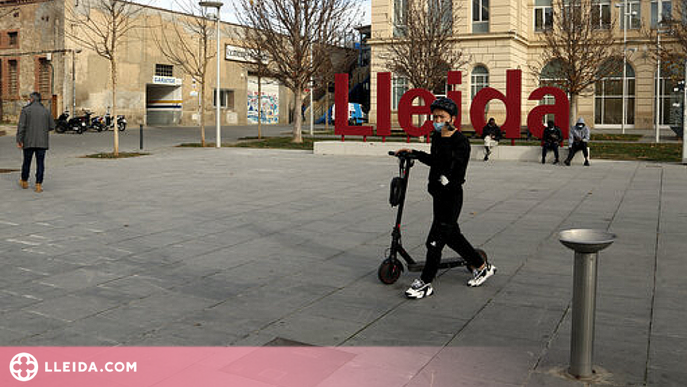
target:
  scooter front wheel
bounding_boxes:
[378,258,403,285]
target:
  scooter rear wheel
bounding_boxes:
[378,258,403,285]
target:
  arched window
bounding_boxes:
[655,64,684,126]
[539,60,565,123]
[392,76,408,110]
[471,66,489,115]
[471,65,489,99]
[595,62,635,126]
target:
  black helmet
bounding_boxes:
[430,97,458,117]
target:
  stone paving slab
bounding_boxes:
[1,141,686,386]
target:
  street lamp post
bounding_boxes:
[656,0,663,143]
[309,48,314,136]
[616,2,635,135]
[200,1,223,148]
[71,48,82,116]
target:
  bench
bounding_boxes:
[313,141,589,163]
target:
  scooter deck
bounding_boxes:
[407,257,467,272]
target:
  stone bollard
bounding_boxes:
[559,229,616,379]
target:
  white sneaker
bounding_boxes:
[467,263,496,287]
[405,278,434,299]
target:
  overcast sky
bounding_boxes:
[150,0,371,26]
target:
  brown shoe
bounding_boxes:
[19,179,28,189]
[35,183,43,193]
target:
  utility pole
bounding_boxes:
[656,0,663,143]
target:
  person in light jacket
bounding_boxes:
[16,92,55,192]
[564,117,590,166]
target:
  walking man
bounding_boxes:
[17,92,55,193]
[396,97,496,299]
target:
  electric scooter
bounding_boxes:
[377,151,487,285]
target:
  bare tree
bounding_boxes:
[535,0,620,129]
[314,45,358,131]
[242,38,272,139]
[378,0,467,92]
[645,1,687,80]
[153,0,214,146]
[237,0,360,143]
[65,0,146,156]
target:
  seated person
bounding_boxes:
[541,120,562,164]
[564,117,590,166]
[481,117,501,161]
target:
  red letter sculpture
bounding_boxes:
[334,73,373,137]
[526,87,570,139]
[470,69,522,139]
[397,88,435,137]
[376,72,392,137]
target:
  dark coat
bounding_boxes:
[481,124,502,141]
[542,126,562,146]
[16,101,55,149]
[414,130,471,196]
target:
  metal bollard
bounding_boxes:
[139,124,143,150]
[559,229,615,379]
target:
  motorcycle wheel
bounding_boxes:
[56,126,65,133]
[118,123,126,131]
[378,257,403,285]
[76,127,83,134]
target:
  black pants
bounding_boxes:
[565,142,588,162]
[542,143,559,161]
[421,188,484,284]
[21,148,46,184]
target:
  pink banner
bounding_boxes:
[3,346,525,386]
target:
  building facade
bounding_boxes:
[369,0,681,132]
[0,0,295,126]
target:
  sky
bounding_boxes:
[149,0,371,26]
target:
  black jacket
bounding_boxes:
[542,126,562,145]
[414,130,471,196]
[481,124,502,141]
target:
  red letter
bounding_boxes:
[335,73,373,137]
[397,88,435,137]
[446,71,462,130]
[470,69,522,139]
[527,87,570,139]
[376,72,391,137]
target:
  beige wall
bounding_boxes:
[2,0,294,126]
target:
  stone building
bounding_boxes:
[0,0,295,126]
[369,0,682,132]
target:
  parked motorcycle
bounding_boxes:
[55,110,88,134]
[96,108,127,131]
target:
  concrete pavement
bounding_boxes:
[0,130,685,386]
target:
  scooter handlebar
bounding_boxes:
[389,150,417,159]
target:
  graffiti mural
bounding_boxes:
[247,76,279,124]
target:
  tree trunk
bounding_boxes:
[569,93,578,131]
[257,75,262,139]
[293,89,304,143]
[111,58,119,156]
[200,81,206,147]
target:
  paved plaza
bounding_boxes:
[0,128,686,386]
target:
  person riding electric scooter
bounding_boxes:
[393,97,496,299]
